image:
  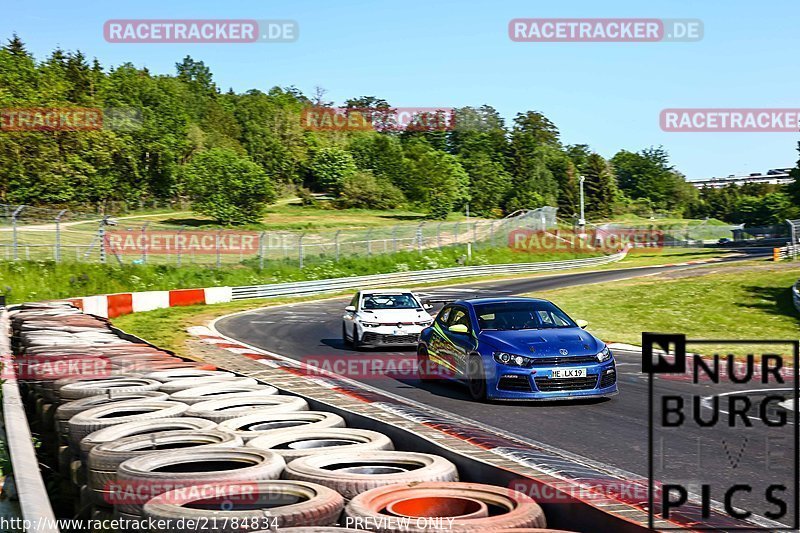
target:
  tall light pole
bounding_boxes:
[578,175,586,231]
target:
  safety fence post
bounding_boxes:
[215,231,222,269]
[417,222,425,252]
[299,233,305,269]
[11,205,24,261]
[335,230,341,262]
[54,209,66,262]
[258,231,266,270]
[177,226,185,266]
[141,223,149,264]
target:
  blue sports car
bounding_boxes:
[417,297,618,401]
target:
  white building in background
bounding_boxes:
[689,168,794,189]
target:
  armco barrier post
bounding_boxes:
[774,247,781,261]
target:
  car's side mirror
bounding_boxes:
[449,324,469,334]
[345,305,356,313]
[423,303,433,310]
[576,319,589,329]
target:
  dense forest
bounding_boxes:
[1,34,798,224]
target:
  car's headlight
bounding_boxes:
[597,345,612,362]
[361,322,380,328]
[493,351,533,367]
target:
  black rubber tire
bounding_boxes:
[169,382,277,405]
[247,428,393,461]
[352,329,363,351]
[55,392,169,437]
[342,323,352,347]
[283,451,458,500]
[217,411,346,442]
[87,429,243,507]
[186,395,309,423]
[143,480,344,532]
[157,376,256,395]
[68,401,189,447]
[79,417,218,459]
[59,378,162,401]
[344,482,547,532]
[115,448,286,516]
[467,354,488,402]
[141,369,234,383]
[417,347,436,383]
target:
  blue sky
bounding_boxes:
[3,0,798,179]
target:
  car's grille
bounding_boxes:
[531,355,598,366]
[599,370,616,388]
[362,333,419,345]
[497,375,533,392]
[534,374,599,392]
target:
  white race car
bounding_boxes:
[342,289,434,349]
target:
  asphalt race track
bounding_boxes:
[216,251,795,522]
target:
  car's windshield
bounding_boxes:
[474,301,576,330]
[361,293,420,310]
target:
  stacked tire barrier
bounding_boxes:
[9,301,569,532]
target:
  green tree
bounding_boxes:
[309,147,357,194]
[182,148,275,224]
[582,153,617,219]
[459,151,511,216]
[404,140,469,218]
[504,157,554,213]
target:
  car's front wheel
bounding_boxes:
[417,347,436,383]
[342,323,352,347]
[352,327,364,351]
[467,354,487,401]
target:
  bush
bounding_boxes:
[335,171,404,209]
[183,148,276,224]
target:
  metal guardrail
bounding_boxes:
[793,280,800,314]
[1,307,60,532]
[231,250,628,300]
[776,243,799,261]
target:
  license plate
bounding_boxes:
[551,368,587,379]
[393,330,404,335]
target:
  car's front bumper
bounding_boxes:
[487,361,618,400]
[359,325,425,346]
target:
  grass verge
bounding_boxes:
[111,248,741,356]
[0,246,605,303]
[531,263,800,357]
